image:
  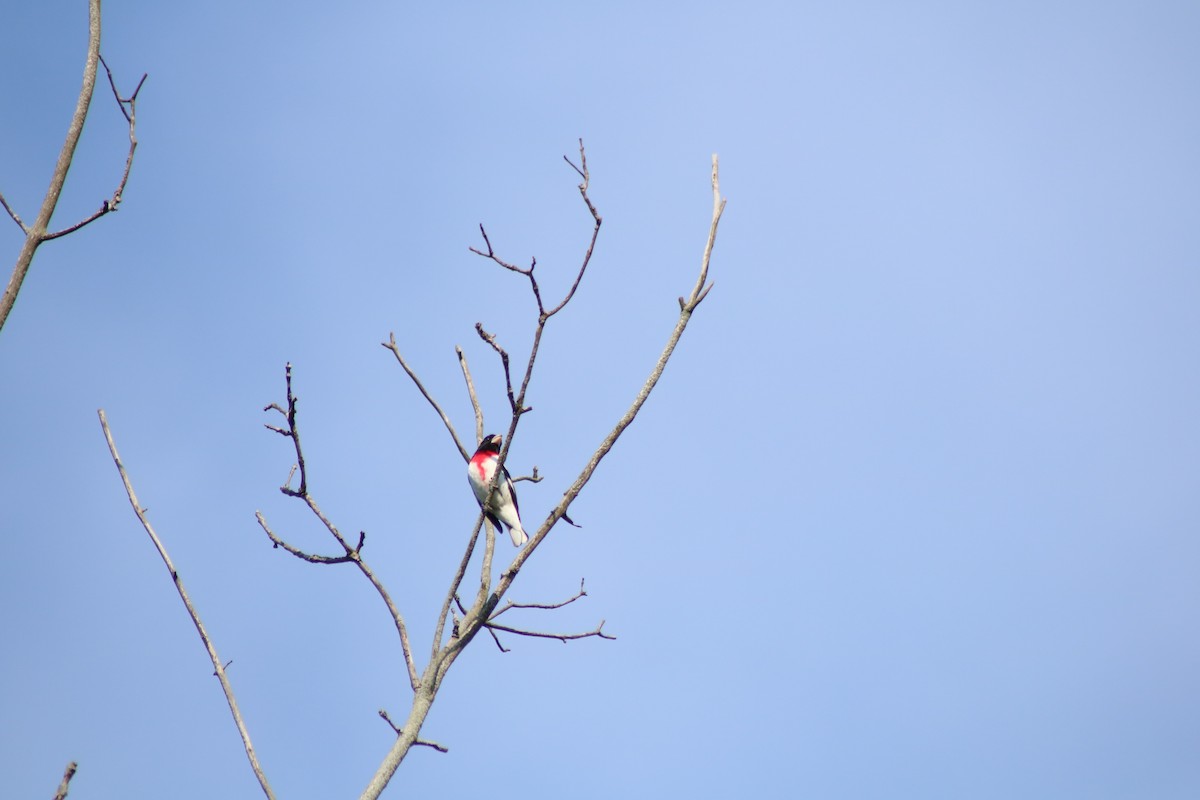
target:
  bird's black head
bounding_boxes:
[478,434,502,453]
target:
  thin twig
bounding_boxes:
[485,619,615,644]
[487,154,726,614]
[455,345,485,445]
[98,409,277,800]
[52,761,78,800]
[43,58,146,241]
[485,627,510,652]
[430,514,483,659]
[489,578,589,620]
[512,466,541,484]
[255,511,355,564]
[379,710,449,752]
[454,593,508,652]
[482,579,604,650]
[0,192,26,233]
[474,323,521,413]
[546,138,603,317]
[469,225,531,275]
[378,709,402,735]
[683,154,726,311]
[383,334,470,462]
[261,364,422,691]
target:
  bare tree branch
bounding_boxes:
[382,334,470,462]
[263,363,309,496]
[512,466,541,484]
[379,710,449,752]
[547,138,603,317]
[0,192,27,234]
[415,737,449,752]
[255,511,358,564]
[197,149,725,800]
[98,410,277,800]
[470,139,602,325]
[378,708,403,735]
[477,516,497,609]
[0,1,146,333]
[258,364,422,692]
[484,626,510,652]
[469,224,526,273]
[430,514,484,660]
[363,146,724,799]
[489,578,589,620]
[460,142,609,562]
[474,322,523,414]
[482,579,610,649]
[485,619,615,644]
[453,593,508,652]
[484,154,726,614]
[43,57,146,241]
[51,761,78,800]
[455,345,485,445]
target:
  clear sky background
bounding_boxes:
[3,2,1198,798]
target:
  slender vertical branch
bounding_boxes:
[98,409,276,800]
[548,138,603,317]
[1,2,147,333]
[489,154,726,609]
[430,514,484,659]
[0,0,101,333]
[52,762,78,800]
[456,345,485,445]
[477,516,497,607]
[683,155,726,311]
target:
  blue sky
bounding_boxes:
[3,2,1199,797]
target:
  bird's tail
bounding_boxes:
[508,523,528,548]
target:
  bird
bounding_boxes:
[467,433,527,547]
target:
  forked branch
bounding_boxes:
[484,579,614,647]
[43,56,146,241]
[0,0,146,334]
[378,710,448,752]
[489,578,591,619]
[257,364,421,692]
[363,149,725,800]
[486,154,726,611]
[469,138,602,322]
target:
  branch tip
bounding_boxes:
[52,761,78,800]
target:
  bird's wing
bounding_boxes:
[502,466,520,517]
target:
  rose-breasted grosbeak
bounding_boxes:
[467,433,527,547]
